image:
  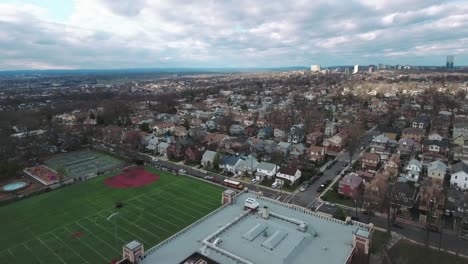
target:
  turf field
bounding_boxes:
[0,167,224,264]
[45,150,124,178]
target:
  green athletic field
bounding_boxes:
[0,167,224,264]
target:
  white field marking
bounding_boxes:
[130,199,185,228]
[62,226,109,263]
[142,195,201,221]
[7,248,15,258]
[159,187,220,207]
[186,189,221,206]
[31,231,67,264]
[83,217,127,245]
[96,211,154,245]
[119,205,172,235]
[51,232,90,264]
[75,222,120,254]
[22,242,44,264]
[93,212,152,245]
[159,190,214,212]
[132,198,190,225]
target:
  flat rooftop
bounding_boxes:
[139,192,370,264]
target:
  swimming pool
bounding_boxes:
[2,181,28,192]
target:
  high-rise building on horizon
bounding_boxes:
[311,64,321,72]
[446,56,454,71]
[353,64,359,74]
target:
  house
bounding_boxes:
[452,122,468,139]
[206,133,228,146]
[152,122,175,135]
[324,121,337,136]
[184,145,202,163]
[237,155,259,175]
[257,126,273,139]
[288,123,305,143]
[201,150,218,168]
[274,128,286,139]
[245,125,259,137]
[276,167,301,185]
[145,137,159,153]
[421,138,449,162]
[323,131,348,152]
[450,161,468,190]
[412,115,430,130]
[381,127,400,140]
[167,143,186,160]
[363,174,389,211]
[391,182,419,216]
[402,127,425,143]
[405,159,422,182]
[338,173,364,198]
[445,189,468,228]
[255,162,278,181]
[397,137,421,156]
[361,152,380,171]
[431,115,450,138]
[306,131,324,146]
[157,142,169,156]
[384,154,400,177]
[229,124,245,135]
[308,145,326,162]
[219,155,242,174]
[453,135,468,147]
[427,132,443,141]
[276,142,292,155]
[289,143,306,158]
[418,178,445,223]
[427,160,447,183]
[369,134,390,155]
[173,126,188,138]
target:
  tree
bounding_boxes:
[346,123,365,164]
[56,166,66,185]
[123,130,143,150]
[139,122,151,133]
[213,153,221,168]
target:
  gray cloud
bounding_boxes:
[0,0,467,70]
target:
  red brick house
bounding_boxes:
[361,152,380,171]
[306,131,324,146]
[338,173,364,198]
[308,145,326,162]
[184,145,202,163]
[167,143,185,160]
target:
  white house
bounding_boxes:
[405,159,422,182]
[428,132,443,141]
[451,161,468,190]
[276,167,301,185]
[255,162,278,181]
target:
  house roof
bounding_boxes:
[362,152,380,161]
[309,146,325,153]
[372,134,389,144]
[278,166,298,176]
[340,173,363,188]
[220,155,241,166]
[402,127,424,135]
[428,160,447,173]
[451,161,468,174]
[422,139,449,148]
[408,159,422,168]
[202,150,218,161]
[257,162,277,171]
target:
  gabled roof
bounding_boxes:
[428,160,447,173]
[278,166,298,176]
[451,161,468,174]
[202,150,218,161]
[257,162,277,171]
[340,173,363,188]
[220,155,241,166]
[407,159,422,169]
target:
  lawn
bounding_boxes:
[387,240,468,264]
[371,230,390,253]
[321,182,356,207]
[0,167,224,264]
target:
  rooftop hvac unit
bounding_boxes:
[260,206,270,219]
[244,198,260,211]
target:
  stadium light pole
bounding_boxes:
[107,212,119,253]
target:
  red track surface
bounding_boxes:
[105,168,159,188]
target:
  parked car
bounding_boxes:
[204,176,214,181]
[178,169,187,174]
[324,202,335,207]
[200,170,208,174]
[271,182,281,189]
[251,178,258,184]
[423,224,440,233]
[299,185,307,192]
[317,184,326,193]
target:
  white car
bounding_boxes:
[251,179,258,184]
[324,202,336,207]
[178,169,187,174]
[152,157,159,162]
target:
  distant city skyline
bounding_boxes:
[1,0,468,70]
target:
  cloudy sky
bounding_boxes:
[0,0,467,70]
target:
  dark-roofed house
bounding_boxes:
[412,115,430,130]
[391,182,418,217]
[308,145,326,162]
[422,139,449,162]
[184,145,202,163]
[363,174,389,211]
[219,155,242,174]
[402,127,425,143]
[381,127,400,140]
[338,173,364,198]
[451,161,468,190]
[276,167,301,185]
[361,152,380,171]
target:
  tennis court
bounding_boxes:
[45,150,124,178]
